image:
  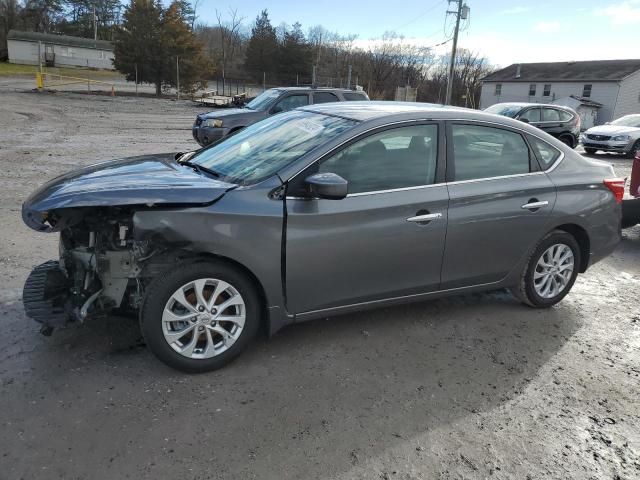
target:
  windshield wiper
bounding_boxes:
[180,160,221,178]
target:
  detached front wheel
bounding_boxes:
[140,261,260,373]
[511,231,581,307]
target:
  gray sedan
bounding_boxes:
[581,114,640,157]
[22,103,622,372]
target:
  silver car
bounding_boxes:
[581,114,640,157]
[22,102,623,372]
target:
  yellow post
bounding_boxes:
[111,85,115,97]
[36,72,43,90]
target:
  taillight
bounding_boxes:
[603,178,625,203]
[575,115,581,131]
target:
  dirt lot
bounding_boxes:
[0,89,639,480]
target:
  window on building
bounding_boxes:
[495,84,502,96]
[582,84,592,98]
[529,84,536,96]
[543,84,551,96]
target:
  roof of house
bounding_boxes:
[7,30,113,51]
[482,59,640,83]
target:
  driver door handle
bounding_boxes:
[407,212,443,223]
[521,200,549,210]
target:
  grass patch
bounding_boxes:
[0,62,123,78]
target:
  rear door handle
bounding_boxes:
[521,200,549,210]
[407,212,443,223]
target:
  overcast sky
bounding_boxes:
[195,0,640,67]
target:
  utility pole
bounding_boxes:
[176,56,180,100]
[93,5,97,41]
[445,0,468,105]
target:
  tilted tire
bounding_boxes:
[559,135,574,148]
[140,261,260,373]
[625,139,640,158]
[510,230,581,308]
[584,147,597,155]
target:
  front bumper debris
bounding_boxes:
[22,260,71,334]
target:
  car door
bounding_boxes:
[441,121,557,289]
[518,107,541,126]
[285,122,449,314]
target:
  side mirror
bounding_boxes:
[519,117,530,124]
[270,104,283,114]
[304,172,348,200]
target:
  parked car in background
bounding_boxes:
[22,103,622,372]
[484,103,580,148]
[192,87,370,146]
[580,114,640,157]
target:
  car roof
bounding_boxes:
[301,101,496,122]
[271,86,361,93]
[489,102,573,111]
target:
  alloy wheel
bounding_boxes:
[162,278,246,359]
[533,244,575,299]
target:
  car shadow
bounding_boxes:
[0,290,580,479]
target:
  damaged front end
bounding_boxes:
[23,208,152,334]
[20,154,236,334]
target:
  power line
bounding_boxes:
[386,0,448,34]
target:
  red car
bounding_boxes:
[622,152,640,228]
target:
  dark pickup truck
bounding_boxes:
[192,87,369,146]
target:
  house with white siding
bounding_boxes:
[7,30,114,70]
[480,60,640,125]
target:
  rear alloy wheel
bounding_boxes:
[141,262,260,372]
[511,231,581,308]
[559,135,574,148]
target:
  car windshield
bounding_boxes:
[611,115,640,127]
[245,89,281,111]
[484,104,524,118]
[189,110,357,184]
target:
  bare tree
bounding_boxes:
[215,8,243,95]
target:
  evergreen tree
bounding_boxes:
[278,22,311,84]
[113,0,210,96]
[244,9,277,82]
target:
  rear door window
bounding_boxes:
[313,92,339,104]
[450,124,531,181]
[541,108,561,122]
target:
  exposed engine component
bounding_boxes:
[23,207,157,334]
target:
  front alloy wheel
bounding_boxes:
[162,279,246,359]
[141,262,259,372]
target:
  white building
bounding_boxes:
[480,60,640,125]
[7,30,114,70]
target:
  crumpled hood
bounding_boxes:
[22,153,235,231]
[585,125,640,136]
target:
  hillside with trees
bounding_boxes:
[0,0,493,105]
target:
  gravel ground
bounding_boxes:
[0,88,639,480]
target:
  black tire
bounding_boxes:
[510,230,581,308]
[140,261,260,373]
[584,147,597,155]
[625,139,640,158]
[559,135,575,148]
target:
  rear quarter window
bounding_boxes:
[558,110,573,122]
[527,135,561,169]
[342,92,368,101]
